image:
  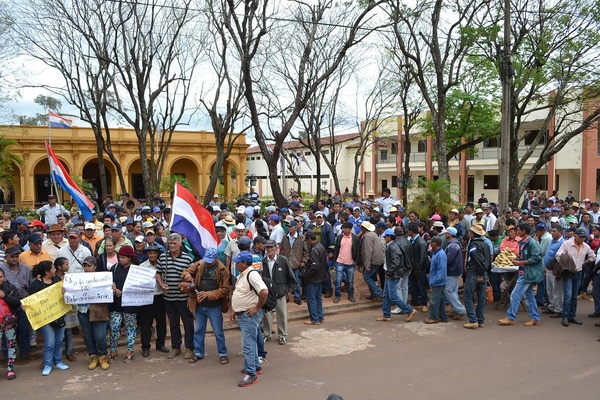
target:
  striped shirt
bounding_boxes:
[156,250,193,302]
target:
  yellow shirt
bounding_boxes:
[231,268,267,313]
[19,250,52,269]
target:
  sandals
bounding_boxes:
[108,353,118,363]
[7,370,16,380]
[124,352,134,363]
[66,354,77,362]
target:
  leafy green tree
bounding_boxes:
[408,178,459,219]
[0,136,24,198]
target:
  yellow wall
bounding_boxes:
[0,125,247,207]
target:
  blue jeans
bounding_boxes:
[429,286,447,321]
[237,310,263,375]
[396,274,409,303]
[507,275,541,321]
[562,270,583,319]
[16,307,31,356]
[382,278,413,318]
[489,272,502,301]
[194,305,227,358]
[293,269,302,301]
[592,269,600,315]
[78,311,108,356]
[39,324,65,367]
[323,259,334,292]
[444,276,466,315]
[306,283,324,323]
[256,326,267,358]
[535,275,547,305]
[363,264,383,297]
[464,271,487,324]
[335,263,355,297]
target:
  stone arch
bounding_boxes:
[169,157,200,195]
[33,155,71,203]
[82,157,117,198]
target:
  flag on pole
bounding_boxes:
[300,152,312,170]
[45,141,94,221]
[170,183,219,257]
[48,111,73,129]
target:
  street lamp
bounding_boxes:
[250,174,257,187]
[244,176,250,187]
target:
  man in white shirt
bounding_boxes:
[268,215,285,244]
[57,229,92,273]
[483,204,497,232]
[36,194,70,226]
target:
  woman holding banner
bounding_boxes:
[109,245,139,363]
[29,261,69,377]
[77,256,110,371]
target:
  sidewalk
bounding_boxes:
[28,269,381,359]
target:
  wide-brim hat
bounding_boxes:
[470,224,486,236]
[223,216,235,225]
[361,221,375,232]
[144,243,163,253]
[47,224,65,233]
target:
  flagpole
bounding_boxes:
[169,183,178,230]
[48,109,52,146]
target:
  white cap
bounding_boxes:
[235,223,246,230]
[84,222,96,230]
[134,235,145,243]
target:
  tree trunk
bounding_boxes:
[203,149,225,207]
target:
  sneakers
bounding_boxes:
[54,362,69,370]
[390,307,403,315]
[333,296,340,304]
[184,349,194,359]
[167,348,181,359]
[41,365,52,376]
[278,337,286,345]
[524,320,541,326]
[376,316,392,322]
[258,356,267,363]
[241,368,263,375]
[463,322,479,329]
[406,309,417,322]
[498,317,515,326]
[238,374,259,387]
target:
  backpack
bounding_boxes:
[247,269,277,312]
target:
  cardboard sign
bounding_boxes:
[121,265,156,307]
[63,272,114,304]
[21,281,72,330]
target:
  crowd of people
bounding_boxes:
[1,187,599,386]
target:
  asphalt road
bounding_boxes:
[4,299,599,400]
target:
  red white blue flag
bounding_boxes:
[48,111,73,129]
[45,141,94,221]
[170,183,219,257]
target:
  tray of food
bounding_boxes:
[492,248,519,272]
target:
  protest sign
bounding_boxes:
[21,281,72,330]
[63,272,114,304]
[121,265,156,307]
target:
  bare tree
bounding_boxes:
[199,0,252,206]
[386,0,485,181]
[223,0,385,207]
[10,0,127,197]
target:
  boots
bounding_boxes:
[99,355,110,370]
[88,355,99,370]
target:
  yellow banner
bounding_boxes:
[21,281,72,330]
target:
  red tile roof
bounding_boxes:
[246,133,360,154]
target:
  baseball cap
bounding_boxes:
[269,214,281,222]
[134,235,146,243]
[535,223,546,231]
[28,233,43,244]
[235,223,246,231]
[575,228,588,238]
[445,227,457,236]
[232,251,253,263]
[201,248,218,263]
[342,221,353,229]
[314,211,324,218]
[85,222,96,230]
[429,214,442,221]
[152,207,161,213]
[287,221,298,228]
[280,207,289,213]
[550,216,559,223]
[237,236,252,250]
[67,229,80,238]
[382,228,396,238]
[375,221,387,230]
[265,240,277,247]
[83,256,97,266]
[111,222,122,230]
[5,247,20,256]
[15,216,28,225]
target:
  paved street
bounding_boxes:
[3,297,599,400]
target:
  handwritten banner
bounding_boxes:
[21,281,72,330]
[63,272,114,304]
[122,265,156,307]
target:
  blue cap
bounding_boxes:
[544,208,551,213]
[375,221,387,230]
[289,201,301,208]
[111,222,122,230]
[280,207,288,213]
[29,233,43,243]
[202,248,217,263]
[152,207,161,213]
[232,251,253,263]
[15,216,28,225]
[237,236,252,250]
[382,228,396,238]
[446,227,458,236]
[536,223,547,231]
[269,214,281,222]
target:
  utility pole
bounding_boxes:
[498,0,512,209]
